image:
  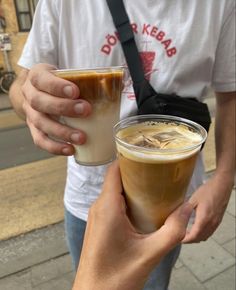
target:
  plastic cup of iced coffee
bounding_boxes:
[114,114,207,233]
[54,67,124,166]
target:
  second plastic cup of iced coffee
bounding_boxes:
[54,67,124,166]
[114,115,207,233]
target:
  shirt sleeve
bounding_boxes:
[18,0,59,69]
[212,1,236,92]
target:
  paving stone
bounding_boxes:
[204,265,235,290]
[223,239,236,257]
[32,272,74,290]
[0,93,11,110]
[31,254,73,287]
[0,157,66,241]
[211,212,236,244]
[174,259,184,269]
[227,189,235,217]
[0,126,53,170]
[0,223,68,278]
[0,270,32,290]
[180,238,235,282]
[0,109,25,130]
[170,267,206,290]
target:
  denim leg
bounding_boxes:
[143,244,181,290]
[65,208,181,289]
[64,209,87,270]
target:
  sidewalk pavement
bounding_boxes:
[0,182,235,290]
[0,91,235,289]
[0,93,11,110]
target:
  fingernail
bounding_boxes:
[62,147,72,155]
[70,133,81,143]
[74,103,84,115]
[63,86,73,97]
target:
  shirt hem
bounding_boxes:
[64,200,89,222]
[212,82,236,92]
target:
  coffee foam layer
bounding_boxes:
[116,121,203,163]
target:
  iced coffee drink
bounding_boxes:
[114,115,207,233]
[55,67,124,165]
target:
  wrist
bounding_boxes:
[214,170,235,188]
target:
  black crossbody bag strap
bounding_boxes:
[106,0,156,106]
[106,0,211,134]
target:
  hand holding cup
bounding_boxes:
[21,63,92,155]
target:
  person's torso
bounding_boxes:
[31,0,230,219]
[57,0,227,100]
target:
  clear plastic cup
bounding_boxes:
[55,66,124,166]
[114,114,207,233]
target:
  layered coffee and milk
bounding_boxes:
[115,117,206,233]
[55,68,124,165]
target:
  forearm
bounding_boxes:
[73,275,145,290]
[73,275,126,290]
[73,265,147,290]
[214,92,235,187]
[9,69,29,120]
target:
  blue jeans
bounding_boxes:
[65,209,181,290]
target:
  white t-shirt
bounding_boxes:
[19,0,235,221]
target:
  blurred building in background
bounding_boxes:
[0,0,38,75]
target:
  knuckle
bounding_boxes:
[21,82,27,96]
[22,100,28,114]
[46,144,60,155]
[48,80,60,95]
[60,127,72,141]
[29,93,40,110]
[29,72,39,88]
[33,134,59,155]
[25,104,41,125]
[25,117,31,129]
[55,101,66,115]
[29,64,46,83]
[26,114,32,126]
[22,83,33,104]
[32,134,43,148]
[29,64,55,90]
[31,114,42,129]
[55,100,73,116]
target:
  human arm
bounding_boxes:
[183,91,235,243]
[9,68,28,120]
[73,161,193,290]
[9,63,92,155]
